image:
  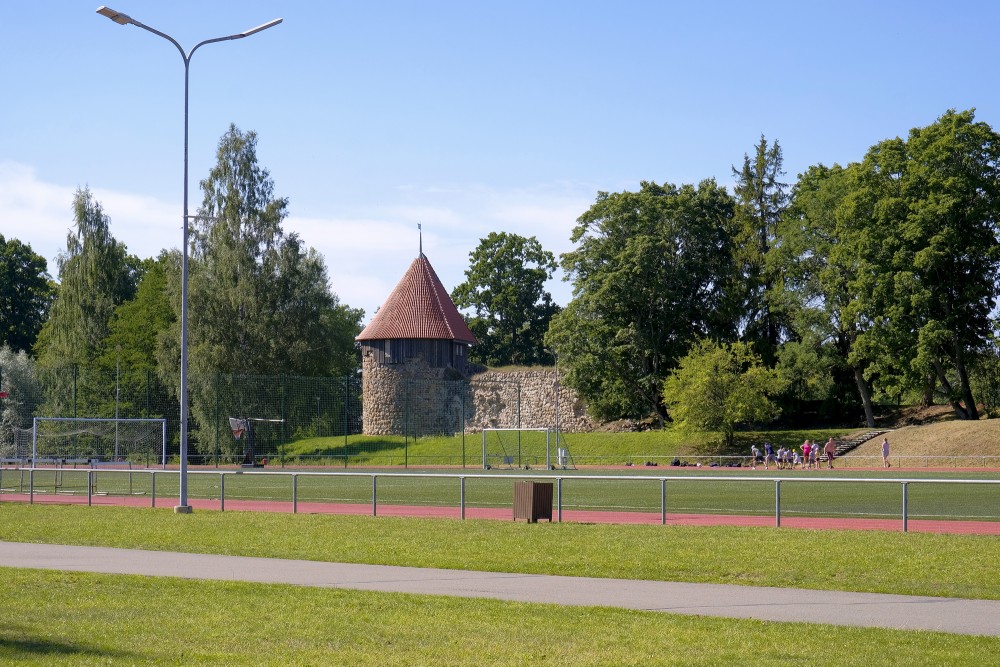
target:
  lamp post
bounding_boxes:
[115,343,120,460]
[96,6,282,513]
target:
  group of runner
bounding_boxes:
[750,438,838,470]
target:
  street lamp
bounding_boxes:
[97,6,282,513]
[115,343,121,460]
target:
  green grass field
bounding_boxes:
[1,567,996,666]
[280,427,853,466]
[0,505,998,665]
[1,505,996,600]
[8,466,999,523]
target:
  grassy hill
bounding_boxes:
[280,400,1000,468]
[283,427,852,467]
[852,418,1000,459]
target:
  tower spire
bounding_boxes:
[418,223,423,257]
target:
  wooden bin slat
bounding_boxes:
[513,481,553,523]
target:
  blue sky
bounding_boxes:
[2,1,998,320]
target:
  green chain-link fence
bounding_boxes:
[0,366,539,466]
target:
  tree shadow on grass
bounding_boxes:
[292,434,463,459]
[0,632,136,661]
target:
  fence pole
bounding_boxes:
[220,473,225,512]
[461,389,466,469]
[87,469,93,506]
[557,477,563,522]
[151,471,156,508]
[281,374,288,448]
[29,468,33,504]
[214,373,221,468]
[902,482,908,533]
[775,480,781,527]
[661,479,667,525]
[372,475,378,517]
[292,474,298,514]
[460,476,465,520]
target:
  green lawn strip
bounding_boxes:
[0,568,994,667]
[281,428,854,466]
[0,505,995,600]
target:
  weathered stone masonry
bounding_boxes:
[467,369,594,433]
[360,360,595,435]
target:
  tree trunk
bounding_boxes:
[934,360,973,420]
[852,365,876,428]
[921,373,935,407]
[953,345,980,421]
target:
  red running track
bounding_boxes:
[4,492,998,535]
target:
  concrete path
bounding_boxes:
[1,541,997,637]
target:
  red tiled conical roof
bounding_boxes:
[356,254,477,344]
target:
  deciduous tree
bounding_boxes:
[451,232,559,367]
[772,163,877,426]
[160,125,363,455]
[844,109,1000,420]
[180,124,363,378]
[547,180,739,421]
[663,339,787,450]
[35,188,141,369]
[0,346,44,445]
[0,235,55,354]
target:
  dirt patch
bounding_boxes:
[875,404,954,428]
[595,418,661,433]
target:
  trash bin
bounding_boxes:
[513,480,553,523]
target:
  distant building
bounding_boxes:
[356,253,476,435]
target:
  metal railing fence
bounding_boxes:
[600,455,1000,468]
[2,467,997,533]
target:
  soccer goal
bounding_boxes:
[482,428,559,470]
[31,417,167,467]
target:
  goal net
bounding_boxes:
[0,426,34,462]
[31,417,167,467]
[481,428,555,469]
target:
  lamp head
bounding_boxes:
[240,18,283,38]
[96,6,134,26]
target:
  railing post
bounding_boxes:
[88,470,93,506]
[661,479,667,525]
[902,482,908,533]
[460,476,466,520]
[557,477,563,522]
[29,468,34,505]
[220,473,225,512]
[292,474,298,514]
[151,471,156,508]
[372,475,378,517]
[775,480,781,527]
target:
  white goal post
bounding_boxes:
[32,417,167,467]
[481,428,554,470]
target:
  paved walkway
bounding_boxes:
[2,541,997,637]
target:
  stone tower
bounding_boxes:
[356,253,477,435]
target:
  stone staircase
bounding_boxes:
[819,430,888,460]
